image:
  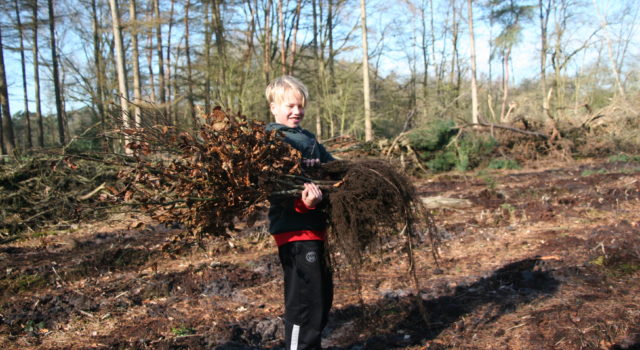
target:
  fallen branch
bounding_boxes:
[469,122,549,139]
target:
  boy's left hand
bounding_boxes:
[303,158,320,167]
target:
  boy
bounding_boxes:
[265,76,334,350]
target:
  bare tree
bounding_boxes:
[592,0,625,98]
[14,0,32,148]
[48,0,65,145]
[108,0,131,153]
[129,0,142,126]
[165,0,175,123]
[539,0,551,111]
[467,0,479,124]
[0,24,15,155]
[184,0,196,124]
[154,0,166,110]
[31,0,44,147]
[487,0,534,122]
[360,0,373,141]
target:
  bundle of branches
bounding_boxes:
[116,108,438,266]
[116,107,302,236]
[0,155,118,236]
[307,160,439,266]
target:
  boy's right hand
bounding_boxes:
[301,182,323,208]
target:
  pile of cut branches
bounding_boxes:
[0,155,118,236]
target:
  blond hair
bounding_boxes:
[265,75,309,107]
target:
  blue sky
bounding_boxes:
[3,0,638,116]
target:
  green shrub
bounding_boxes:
[580,168,607,176]
[488,157,521,170]
[171,326,196,336]
[426,150,457,172]
[407,119,456,151]
[608,154,640,163]
[455,134,498,171]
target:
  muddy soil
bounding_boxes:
[1,158,639,349]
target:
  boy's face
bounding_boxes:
[270,90,305,128]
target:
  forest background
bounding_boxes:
[0,0,638,163]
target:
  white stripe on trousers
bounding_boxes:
[290,324,300,350]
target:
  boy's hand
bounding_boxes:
[301,182,323,208]
[303,158,320,167]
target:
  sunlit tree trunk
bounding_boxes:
[129,0,142,126]
[203,0,212,114]
[184,0,196,124]
[467,0,479,125]
[278,0,286,74]
[14,0,32,148]
[153,0,166,112]
[592,0,625,98]
[360,0,373,141]
[288,0,302,74]
[312,0,322,137]
[48,0,65,145]
[539,0,551,112]
[211,0,226,102]
[0,25,15,155]
[32,0,44,148]
[262,0,273,121]
[90,0,108,150]
[165,0,175,124]
[108,0,131,153]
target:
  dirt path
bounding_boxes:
[1,158,639,349]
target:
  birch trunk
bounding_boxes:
[467,0,479,124]
[360,0,373,141]
[108,0,131,153]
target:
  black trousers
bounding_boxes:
[278,240,333,350]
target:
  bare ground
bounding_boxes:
[1,158,639,350]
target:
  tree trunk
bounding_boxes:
[48,0,65,145]
[421,0,431,119]
[91,0,108,151]
[184,0,196,125]
[499,47,511,122]
[467,0,479,125]
[262,0,273,121]
[108,0,131,153]
[0,25,15,155]
[129,0,142,126]
[539,0,551,111]
[212,0,226,105]
[15,0,32,148]
[450,0,461,103]
[360,0,373,141]
[288,0,302,74]
[278,0,286,74]
[203,0,211,114]
[592,0,625,98]
[153,0,166,111]
[165,0,175,124]
[312,0,322,138]
[32,0,44,148]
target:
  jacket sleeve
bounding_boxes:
[318,142,335,163]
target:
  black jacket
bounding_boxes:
[265,123,334,234]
